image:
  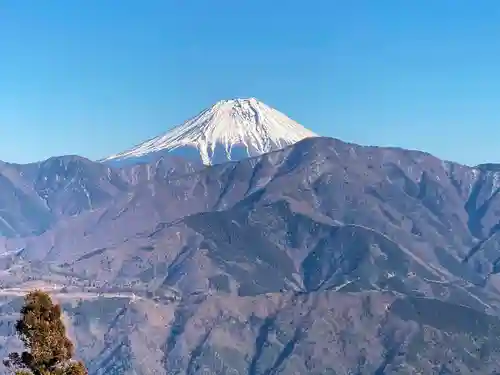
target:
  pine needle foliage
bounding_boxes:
[4,290,88,375]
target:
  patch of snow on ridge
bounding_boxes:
[103,98,318,165]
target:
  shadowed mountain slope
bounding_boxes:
[1,137,500,373]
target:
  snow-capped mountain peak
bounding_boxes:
[103,98,318,166]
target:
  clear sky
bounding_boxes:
[1,1,499,165]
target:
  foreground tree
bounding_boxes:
[4,290,87,375]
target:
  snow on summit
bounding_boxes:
[103,98,317,166]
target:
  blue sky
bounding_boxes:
[1,1,499,165]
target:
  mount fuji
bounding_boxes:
[102,98,317,166]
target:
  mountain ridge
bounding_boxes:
[2,136,500,373]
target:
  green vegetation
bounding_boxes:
[4,290,88,375]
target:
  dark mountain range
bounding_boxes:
[1,136,500,373]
